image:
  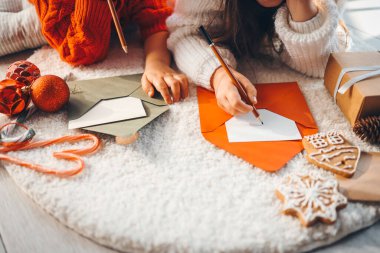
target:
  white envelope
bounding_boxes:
[68,97,147,129]
[225,109,302,143]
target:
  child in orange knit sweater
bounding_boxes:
[30,0,188,105]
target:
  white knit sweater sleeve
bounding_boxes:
[166,0,237,90]
[0,0,47,57]
[275,0,349,78]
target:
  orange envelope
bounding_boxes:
[197,82,318,172]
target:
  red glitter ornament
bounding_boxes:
[0,79,30,116]
[30,75,70,113]
[6,60,41,86]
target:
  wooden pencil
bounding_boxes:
[107,0,128,54]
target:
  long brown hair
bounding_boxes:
[215,0,285,58]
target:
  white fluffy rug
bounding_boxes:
[1,37,380,253]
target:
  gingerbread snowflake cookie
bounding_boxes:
[302,132,361,178]
[276,174,347,227]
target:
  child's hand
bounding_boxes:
[142,61,189,105]
[211,67,257,115]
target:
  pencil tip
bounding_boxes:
[122,46,128,54]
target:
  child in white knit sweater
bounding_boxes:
[167,0,349,115]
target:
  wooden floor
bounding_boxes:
[0,169,119,253]
[1,1,380,253]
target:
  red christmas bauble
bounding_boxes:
[31,75,70,113]
[6,60,41,86]
[0,79,30,116]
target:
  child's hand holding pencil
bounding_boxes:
[211,66,258,116]
[199,26,262,124]
[211,67,257,115]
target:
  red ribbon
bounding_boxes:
[0,122,100,177]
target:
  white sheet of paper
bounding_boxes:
[225,109,302,143]
[68,97,146,129]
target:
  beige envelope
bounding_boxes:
[67,74,169,137]
[338,152,380,202]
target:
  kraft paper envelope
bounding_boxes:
[67,74,168,137]
[197,82,318,172]
[337,152,380,202]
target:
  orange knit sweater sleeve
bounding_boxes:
[31,0,112,66]
[129,0,173,39]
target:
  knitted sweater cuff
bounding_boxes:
[139,7,172,39]
[275,0,339,45]
[288,11,324,34]
[140,20,169,40]
[196,50,237,90]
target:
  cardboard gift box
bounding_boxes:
[324,51,380,126]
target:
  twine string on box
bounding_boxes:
[334,65,380,102]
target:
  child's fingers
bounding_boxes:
[226,91,253,114]
[141,75,155,97]
[153,78,173,104]
[223,99,243,115]
[237,74,258,104]
[163,75,181,103]
[217,97,233,115]
[217,95,250,115]
[173,74,189,99]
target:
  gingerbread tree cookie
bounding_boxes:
[276,174,347,227]
[302,132,360,178]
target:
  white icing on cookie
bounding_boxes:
[309,138,328,149]
[276,174,347,226]
[306,132,345,148]
[308,145,360,175]
[305,133,326,141]
[327,133,344,145]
